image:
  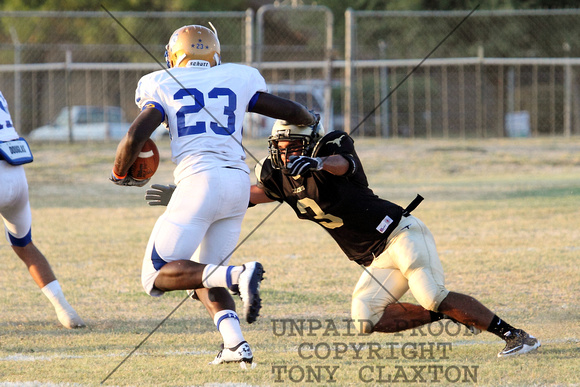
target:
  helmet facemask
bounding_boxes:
[268,136,311,170]
[268,120,325,170]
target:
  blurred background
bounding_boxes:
[0,0,579,139]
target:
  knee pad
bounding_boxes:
[351,267,410,334]
[407,269,449,311]
[351,296,378,334]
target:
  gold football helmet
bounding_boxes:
[268,119,325,169]
[165,23,221,68]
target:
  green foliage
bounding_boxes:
[2,0,580,11]
[0,0,248,11]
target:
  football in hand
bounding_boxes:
[129,139,160,180]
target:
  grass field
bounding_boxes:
[0,136,578,386]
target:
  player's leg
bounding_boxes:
[9,241,85,329]
[392,216,483,334]
[140,169,259,365]
[351,264,445,333]
[0,164,84,329]
[351,214,449,334]
[141,170,239,295]
[438,291,540,357]
[12,240,56,286]
[142,169,261,299]
[396,215,539,356]
[437,292,493,331]
[193,168,259,365]
[351,267,412,333]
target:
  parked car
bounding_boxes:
[29,105,167,141]
[29,106,130,141]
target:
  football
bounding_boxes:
[129,138,160,180]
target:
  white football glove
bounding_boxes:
[110,171,149,187]
[286,155,324,176]
[145,184,176,206]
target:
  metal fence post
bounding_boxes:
[564,59,572,137]
[323,8,333,131]
[245,8,253,65]
[9,27,21,133]
[378,40,389,137]
[65,50,73,143]
[344,8,354,134]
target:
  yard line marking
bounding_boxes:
[2,337,572,362]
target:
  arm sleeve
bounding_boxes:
[245,68,268,110]
[315,131,360,177]
[135,74,168,127]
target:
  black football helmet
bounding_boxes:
[268,119,325,169]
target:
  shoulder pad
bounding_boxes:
[312,131,353,157]
[254,157,282,200]
[254,156,272,183]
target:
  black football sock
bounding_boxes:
[429,311,445,322]
[487,315,516,339]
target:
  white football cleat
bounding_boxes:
[237,262,264,324]
[209,341,254,367]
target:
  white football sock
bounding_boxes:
[41,280,85,329]
[214,310,245,348]
[41,280,69,308]
[202,264,243,289]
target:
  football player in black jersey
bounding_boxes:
[146,119,540,358]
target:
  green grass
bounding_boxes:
[0,137,578,386]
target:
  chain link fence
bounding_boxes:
[346,9,580,137]
[0,11,250,64]
[0,8,578,138]
[350,9,580,60]
[0,11,250,135]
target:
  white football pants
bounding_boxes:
[351,215,449,333]
[0,161,32,245]
[142,167,250,296]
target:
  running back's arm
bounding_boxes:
[249,92,317,126]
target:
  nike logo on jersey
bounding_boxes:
[328,135,345,147]
[402,225,411,230]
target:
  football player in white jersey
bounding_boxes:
[111,24,319,366]
[0,91,85,329]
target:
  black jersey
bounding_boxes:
[256,131,404,266]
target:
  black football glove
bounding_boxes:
[286,155,324,176]
[145,184,176,206]
[110,171,149,187]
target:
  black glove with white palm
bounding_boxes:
[145,184,176,206]
[286,155,324,176]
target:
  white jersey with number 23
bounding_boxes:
[135,63,267,183]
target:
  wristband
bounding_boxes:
[111,169,127,180]
[342,154,357,176]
